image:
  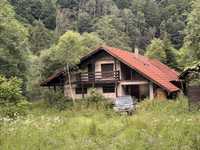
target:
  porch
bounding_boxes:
[118,81,154,100]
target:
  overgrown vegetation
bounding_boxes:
[0,75,29,118]
[0,97,199,150]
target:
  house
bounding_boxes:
[41,46,181,100]
[179,63,200,110]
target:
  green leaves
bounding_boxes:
[145,35,178,68]
[94,15,132,51]
[29,21,55,54]
[145,38,167,62]
[0,75,24,104]
[39,31,103,79]
[181,0,200,66]
[0,75,29,118]
[0,0,29,81]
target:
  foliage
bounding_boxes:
[145,38,167,62]
[9,0,56,29]
[38,31,103,80]
[145,35,178,68]
[84,88,110,109]
[26,54,44,100]
[0,0,29,84]
[179,0,200,68]
[29,21,55,54]
[94,15,132,51]
[0,75,29,118]
[42,90,72,111]
[0,97,199,149]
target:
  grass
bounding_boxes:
[0,97,200,150]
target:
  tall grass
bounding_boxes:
[0,97,199,150]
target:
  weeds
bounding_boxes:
[0,97,199,150]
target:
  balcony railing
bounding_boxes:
[76,71,120,83]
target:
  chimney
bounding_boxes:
[134,46,139,55]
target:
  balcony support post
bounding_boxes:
[81,82,84,98]
[92,72,95,88]
[114,59,118,97]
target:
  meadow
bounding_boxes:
[0,97,200,150]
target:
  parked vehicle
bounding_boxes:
[113,96,136,115]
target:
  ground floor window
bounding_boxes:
[75,87,87,94]
[103,84,115,93]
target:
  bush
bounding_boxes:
[84,88,111,109]
[42,90,73,111]
[137,96,189,114]
[0,75,29,118]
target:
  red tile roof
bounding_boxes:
[86,46,179,93]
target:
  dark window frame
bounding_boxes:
[102,84,115,93]
[75,87,87,94]
[101,63,114,72]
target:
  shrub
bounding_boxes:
[42,90,73,111]
[84,88,111,109]
[137,96,189,114]
[0,75,29,118]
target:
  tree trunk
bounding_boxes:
[65,64,75,104]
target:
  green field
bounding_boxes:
[1,98,200,150]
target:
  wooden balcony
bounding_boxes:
[76,71,120,84]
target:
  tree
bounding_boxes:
[162,34,178,68]
[35,31,102,99]
[29,21,55,54]
[180,0,200,66]
[94,15,131,50]
[145,38,167,62]
[9,0,56,29]
[0,75,28,118]
[145,35,178,68]
[77,12,94,33]
[0,0,29,88]
[52,31,102,101]
[158,0,191,49]
[113,0,131,9]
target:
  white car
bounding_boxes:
[113,96,136,115]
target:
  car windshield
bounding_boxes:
[115,96,133,106]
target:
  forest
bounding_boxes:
[1,0,200,98]
[0,0,200,149]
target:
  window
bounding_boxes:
[101,63,113,72]
[103,84,115,93]
[101,63,114,78]
[75,87,87,94]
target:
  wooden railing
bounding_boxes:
[76,71,120,83]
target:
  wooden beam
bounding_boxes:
[149,82,154,100]
[114,58,118,97]
[81,82,85,98]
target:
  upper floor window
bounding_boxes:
[101,63,114,78]
[101,63,114,72]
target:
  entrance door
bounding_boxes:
[125,85,140,99]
